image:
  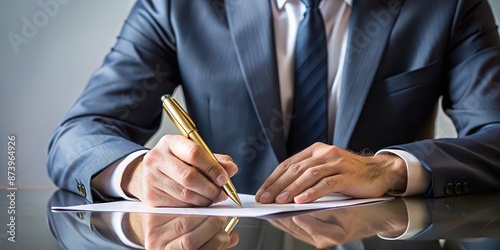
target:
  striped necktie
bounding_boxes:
[287,0,328,156]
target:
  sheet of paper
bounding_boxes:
[52,194,392,217]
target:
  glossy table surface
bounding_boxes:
[0,188,499,249]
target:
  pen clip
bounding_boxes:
[161,95,196,136]
[171,98,196,130]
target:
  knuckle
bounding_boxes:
[306,167,320,177]
[174,217,190,235]
[180,187,192,201]
[280,160,293,171]
[186,144,203,161]
[158,135,168,144]
[142,150,157,167]
[290,163,303,175]
[323,177,335,188]
[327,145,340,155]
[159,134,173,145]
[290,223,301,233]
[179,238,194,250]
[180,168,198,186]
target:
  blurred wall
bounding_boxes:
[0,0,499,187]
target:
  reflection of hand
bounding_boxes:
[256,143,407,203]
[126,213,239,249]
[122,135,238,207]
[269,199,408,248]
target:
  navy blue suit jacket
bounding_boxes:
[47,0,500,201]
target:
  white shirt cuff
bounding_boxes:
[91,150,148,200]
[378,198,431,240]
[111,212,145,249]
[375,149,431,196]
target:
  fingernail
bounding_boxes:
[295,192,308,203]
[276,191,290,203]
[216,174,228,186]
[255,189,264,200]
[261,192,271,202]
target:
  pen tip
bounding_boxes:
[229,193,243,208]
[235,197,243,208]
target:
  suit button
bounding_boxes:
[455,183,463,194]
[77,183,86,198]
[445,183,454,195]
[463,181,470,193]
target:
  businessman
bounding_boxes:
[48,0,500,207]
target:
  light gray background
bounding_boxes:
[1,0,500,187]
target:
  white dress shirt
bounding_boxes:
[93,0,431,201]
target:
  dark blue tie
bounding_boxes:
[287,0,328,156]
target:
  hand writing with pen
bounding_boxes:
[125,213,239,250]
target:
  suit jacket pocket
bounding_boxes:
[372,61,440,98]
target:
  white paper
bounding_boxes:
[52,194,392,217]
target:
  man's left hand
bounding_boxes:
[255,143,407,204]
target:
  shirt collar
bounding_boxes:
[276,0,352,10]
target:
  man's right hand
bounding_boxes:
[121,135,238,207]
[126,213,239,249]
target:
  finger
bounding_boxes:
[292,215,343,237]
[292,215,346,247]
[258,157,324,204]
[157,150,224,204]
[199,228,232,250]
[255,150,312,202]
[166,216,226,250]
[166,135,230,186]
[144,216,208,249]
[268,218,312,243]
[142,184,194,207]
[141,155,206,207]
[294,175,344,204]
[276,163,339,204]
[214,154,238,177]
[153,172,216,207]
[228,231,240,248]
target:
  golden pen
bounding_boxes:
[161,94,243,207]
[224,216,239,233]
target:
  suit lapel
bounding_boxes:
[226,0,287,162]
[334,0,404,148]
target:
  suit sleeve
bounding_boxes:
[390,0,500,197]
[46,0,180,202]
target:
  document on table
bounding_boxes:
[52,194,392,217]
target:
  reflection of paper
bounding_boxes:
[52,194,392,217]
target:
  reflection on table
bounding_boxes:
[47,190,500,249]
